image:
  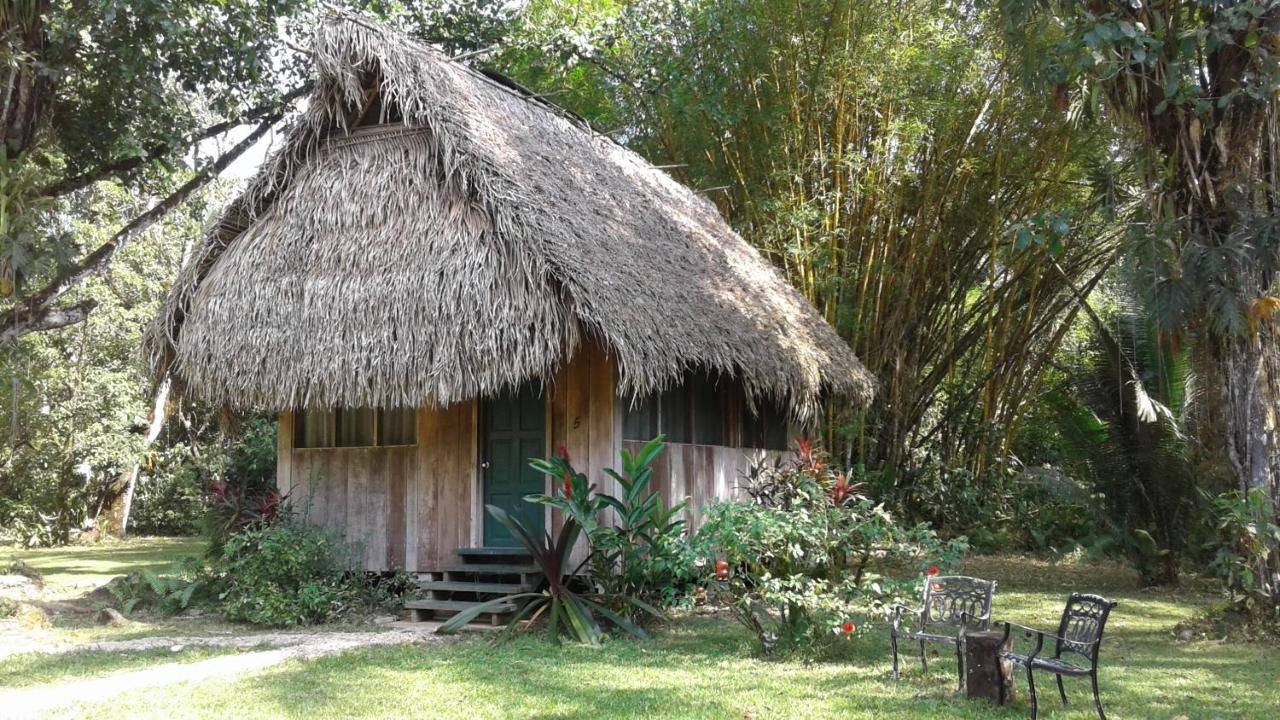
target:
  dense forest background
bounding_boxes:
[2,0,1278,596]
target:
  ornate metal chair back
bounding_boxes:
[921,575,997,631]
[1053,593,1118,666]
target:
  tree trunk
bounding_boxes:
[98,378,170,538]
[1,1,51,159]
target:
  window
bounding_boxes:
[622,394,658,441]
[296,408,334,448]
[741,399,789,451]
[295,407,417,448]
[378,408,417,446]
[622,371,726,445]
[336,407,376,447]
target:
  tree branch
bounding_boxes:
[18,299,97,333]
[37,83,309,198]
[1,113,282,346]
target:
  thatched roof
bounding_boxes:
[145,15,873,420]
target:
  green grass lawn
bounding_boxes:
[4,540,1277,719]
[2,537,205,600]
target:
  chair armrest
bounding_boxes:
[1002,621,1048,660]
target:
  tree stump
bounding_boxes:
[965,630,1014,705]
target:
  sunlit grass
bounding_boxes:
[2,537,205,600]
[0,646,241,689]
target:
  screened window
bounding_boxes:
[623,372,727,445]
[295,407,417,448]
[336,407,376,447]
[296,408,334,448]
[741,400,790,451]
[622,394,658,441]
[378,408,417,446]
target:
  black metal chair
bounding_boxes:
[890,575,997,691]
[999,593,1119,720]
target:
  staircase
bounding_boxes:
[405,548,543,625]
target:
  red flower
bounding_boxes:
[926,566,940,576]
[842,621,855,634]
[715,560,730,580]
[562,468,573,497]
[259,491,281,521]
[558,446,569,462]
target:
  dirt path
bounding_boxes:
[0,623,449,718]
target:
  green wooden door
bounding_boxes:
[482,384,546,547]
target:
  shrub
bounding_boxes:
[1205,488,1280,623]
[216,515,366,627]
[696,440,966,656]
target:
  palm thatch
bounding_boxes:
[145,14,873,421]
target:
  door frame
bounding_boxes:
[472,384,553,547]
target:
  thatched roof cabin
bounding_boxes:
[146,15,871,420]
[145,16,873,580]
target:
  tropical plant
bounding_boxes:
[996,0,1280,597]
[95,558,208,617]
[696,440,966,655]
[437,505,659,644]
[529,436,693,612]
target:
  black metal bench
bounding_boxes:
[999,593,1119,720]
[890,575,997,691]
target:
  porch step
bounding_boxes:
[404,598,518,614]
[405,547,544,625]
[436,563,542,576]
[417,580,533,594]
[455,547,533,559]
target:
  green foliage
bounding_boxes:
[95,559,209,618]
[216,515,367,627]
[129,446,207,536]
[529,436,694,613]
[1205,488,1280,621]
[0,182,207,544]
[438,505,659,644]
[695,441,966,656]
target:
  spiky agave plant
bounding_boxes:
[436,504,658,644]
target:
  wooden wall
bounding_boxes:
[275,341,619,573]
[274,340,780,571]
[623,440,787,530]
[277,402,477,572]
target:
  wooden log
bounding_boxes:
[965,630,1014,705]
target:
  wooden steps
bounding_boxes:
[405,547,543,625]
[417,580,533,594]
[404,598,518,614]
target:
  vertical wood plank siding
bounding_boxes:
[276,401,475,572]
[274,341,778,572]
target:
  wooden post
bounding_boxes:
[965,630,1014,705]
